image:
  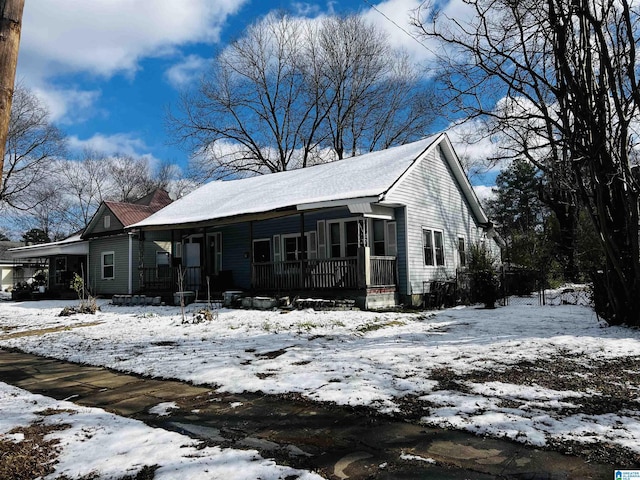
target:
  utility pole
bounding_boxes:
[0,0,25,193]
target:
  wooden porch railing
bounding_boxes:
[140,266,202,292]
[370,256,397,287]
[252,256,397,291]
[140,255,397,293]
[253,258,359,291]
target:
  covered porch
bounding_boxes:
[136,206,400,308]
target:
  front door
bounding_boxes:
[183,239,202,291]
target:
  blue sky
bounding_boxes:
[16,0,497,193]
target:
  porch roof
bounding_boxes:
[7,234,88,259]
[132,134,444,230]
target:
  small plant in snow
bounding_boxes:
[185,308,218,324]
[60,272,98,316]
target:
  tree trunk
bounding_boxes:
[0,0,24,187]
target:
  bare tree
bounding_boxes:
[317,15,435,159]
[171,13,435,181]
[0,0,24,183]
[173,14,325,180]
[57,150,111,230]
[0,84,66,209]
[107,154,156,202]
[413,0,640,325]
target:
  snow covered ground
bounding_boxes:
[1,297,639,471]
[0,382,322,479]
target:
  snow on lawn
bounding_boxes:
[1,299,640,460]
[0,381,322,480]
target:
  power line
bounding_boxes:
[360,0,433,53]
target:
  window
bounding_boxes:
[282,234,307,261]
[423,229,445,266]
[103,215,110,229]
[102,252,114,279]
[345,221,358,257]
[54,257,67,285]
[458,237,467,268]
[253,239,271,263]
[328,220,360,258]
[373,220,386,256]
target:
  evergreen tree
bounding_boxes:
[486,159,550,270]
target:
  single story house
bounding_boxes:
[130,133,502,308]
[0,241,42,292]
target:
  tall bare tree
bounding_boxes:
[0,0,24,187]
[171,13,435,181]
[414,0,640,325]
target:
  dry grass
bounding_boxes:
[0,421,69,480]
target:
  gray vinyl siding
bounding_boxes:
[89,232,171,296]
[88,235,130,296]
[394,206,408,296]
[385,145,491,297]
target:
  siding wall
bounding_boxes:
[89,208,125,236]
[89,232,171,296]
[385,145,498,302]
[216,223,251,289]
[88,235,129,295]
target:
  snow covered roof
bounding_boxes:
[133,134,445,229]
[83,189,173,238]
[7,234,88,259]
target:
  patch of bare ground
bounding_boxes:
[466,354,640,415]
[0,419,70,480]
[395,355,640,466]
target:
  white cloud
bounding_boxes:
[30,86,102,124]
[20,0,248,79]
[361,0,436,63]
[472,184,496,203]
[165,55,208,89]
[68,132,149,158]
[17,1,248,124]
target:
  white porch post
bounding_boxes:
[128,232,133,295]
[357,218,371,288]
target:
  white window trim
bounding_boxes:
[103,215,110,229]
[101,251,115,280]
[280,232,314,261]
[422,228,445,267]
[457,235,467,268]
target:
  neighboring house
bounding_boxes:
[7,189,173,299]
[131,133,502,308]
[81,189,173,296]
[6,235,88,297]
[0,241,40,292]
